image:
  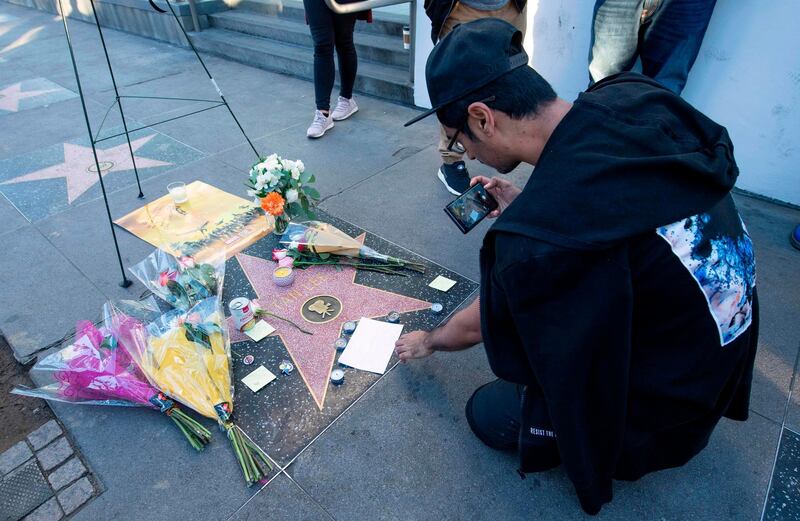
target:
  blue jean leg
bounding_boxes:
[640,0,717,94]
[588,0,643,86]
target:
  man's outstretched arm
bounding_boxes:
[395,297,481,361]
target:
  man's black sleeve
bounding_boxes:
[497,245,632,515]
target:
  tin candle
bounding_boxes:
[272,267,295,287]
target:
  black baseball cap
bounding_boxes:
[404,18,528,127]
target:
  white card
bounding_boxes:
[241,365,276,392]
[245,320,275,341]
[337,317,403,375]
[428,275,456,292]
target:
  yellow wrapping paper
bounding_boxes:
[145,321,231,420]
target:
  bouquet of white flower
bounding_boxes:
[247,154,320,233]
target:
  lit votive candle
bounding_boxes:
[272,266,295,287]
[167,182,188,204]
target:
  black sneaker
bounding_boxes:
[438,161,471,195]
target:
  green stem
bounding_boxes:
[255,310,314,335]
[170,416,203,451]
[225,423,271,486]
[171,408,212,444]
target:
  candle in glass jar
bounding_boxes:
[167,182,188,204]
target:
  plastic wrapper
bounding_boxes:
[13,315,211,450]
[115,295,272,485]
[278,221,425,274]
[129,248,225,310]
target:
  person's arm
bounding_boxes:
[395,298,481,361]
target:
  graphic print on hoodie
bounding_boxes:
[657,199,756,345]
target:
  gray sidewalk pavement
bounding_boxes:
[1,2,799,520]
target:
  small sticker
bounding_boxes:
[428,275,457,292]
[241,365,277,392]
[245,320,275,341]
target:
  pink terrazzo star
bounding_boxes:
[1,134,171,203]
[0,82,60,112]
[227,234,430,409]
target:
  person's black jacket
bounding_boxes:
[479,73,758,515]
[424,0,527,43]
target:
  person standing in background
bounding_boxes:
[304,0,370,138]
[589,0,716,94]
[422,0,527,195]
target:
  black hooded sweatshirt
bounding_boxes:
[479,73,758,515]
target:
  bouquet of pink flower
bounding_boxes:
[13,316,212,451]
[129,249,224,310]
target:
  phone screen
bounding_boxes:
[443,183,499,234]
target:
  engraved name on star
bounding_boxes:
[227,234,430,409]
[1,135,171,204]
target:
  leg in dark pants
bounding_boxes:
[465,379,523,450]
[466,379,561,472]
[333,14,357,99]
[639,0,717,94]
[303,0,357,111]
[589,0,716,94]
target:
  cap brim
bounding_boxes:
[404,106,438,127]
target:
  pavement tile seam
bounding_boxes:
[224,470,297,521]
[315,143,434,205]
[279,361,402,473]
[210,122,309,169]
[0,191,31,236]
[759,345,800,519]
[31,223,108,302]
[274,286,474,474]
[279,471,338,521]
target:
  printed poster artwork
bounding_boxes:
[115,181,270,262]
[657,208,756,346]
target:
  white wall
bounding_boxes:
[413,0,800,205]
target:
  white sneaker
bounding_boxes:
[331,96,358,121]
[307,110,334,138]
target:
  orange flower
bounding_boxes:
[260,192,285,216]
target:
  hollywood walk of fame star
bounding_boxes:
[227,234,430,409]
[1,135,171,204]
[0,82,61,112]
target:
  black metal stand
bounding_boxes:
[56,0,260,287]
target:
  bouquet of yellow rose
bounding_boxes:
[112,296,272,485]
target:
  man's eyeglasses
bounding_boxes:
[446,95,496,152]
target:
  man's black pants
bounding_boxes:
[466,379,560,469]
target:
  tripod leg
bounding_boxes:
[89,0,145,199]
[58,0,132,288]
[164,0,261,160]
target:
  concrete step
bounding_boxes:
[235,0,409,37]
[208,10,409,67]
[189,28,413,105]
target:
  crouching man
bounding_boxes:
[399,18,758,515]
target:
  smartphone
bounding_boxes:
[443,183,498,234]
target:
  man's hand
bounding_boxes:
[395,331,435,362]
[470,176,521,218]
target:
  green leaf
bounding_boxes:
[184,323,212,350]
[319,253,331,260]
[287,202,303,215]
[300,170,312,184]
[304,187,320,200]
